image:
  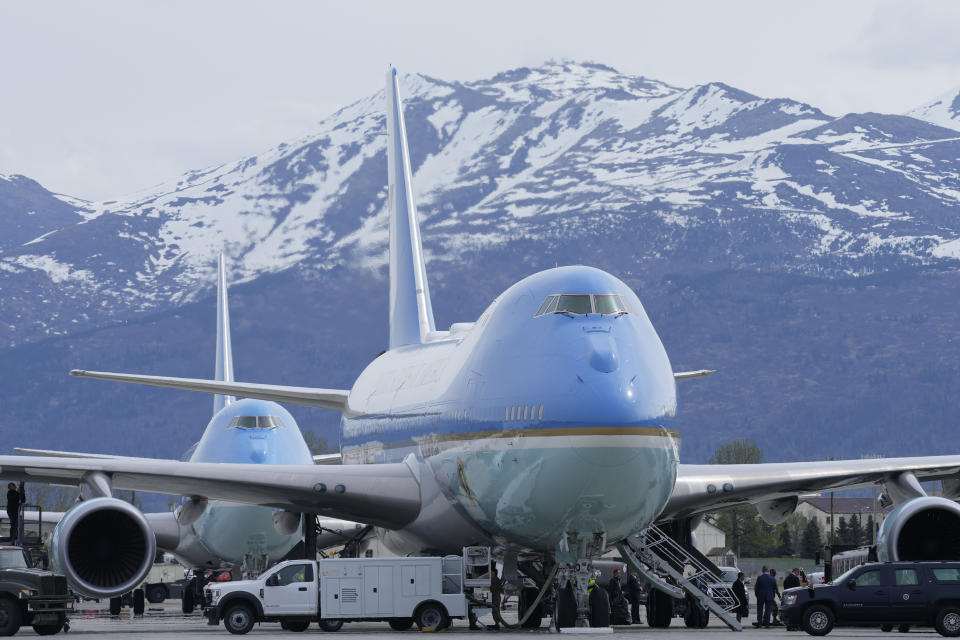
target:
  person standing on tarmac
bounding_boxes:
[607,569,624,599]
[732,572,749,622]
[769,569,783,625]
[627,570,643,624]
[783,568,802,590]
[753,566,776,628]
[5,482,25,542]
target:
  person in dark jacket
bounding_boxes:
[627,570,643,624]
[607,569,624,599]
[783,568,802,590]
[753,566,776,627]
[732,572,749,622]
[5,481,25,542]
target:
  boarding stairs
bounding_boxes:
[617,524,742,631]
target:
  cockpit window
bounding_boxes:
[535,294,629,317]
[228,415,285,430]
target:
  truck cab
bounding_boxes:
[0,546,73,636]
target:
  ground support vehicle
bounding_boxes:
[0,546,73,636]
[204,547,491,634]
[143,562,187,604]
[781,561,960,636]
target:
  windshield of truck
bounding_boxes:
[0,549,28,569]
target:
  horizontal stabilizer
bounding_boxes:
[313,453,343,465]
[674,369,716,380]
[70,370,349,411]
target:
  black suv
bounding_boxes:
[781,561,960,636]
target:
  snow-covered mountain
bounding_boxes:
[2,62,960,466]
[908,86,960,132]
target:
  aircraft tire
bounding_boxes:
[318,620,344,632]
[0,597,22,636]
[389,618,414,631]
[282,619,310,632]
[553,584,577,629]
[519,586,543,628]
[646,590,672,628]
[109,597,122,616]
[133,589,145,615]
[32,612,66,635]
[181,581,195,614]
[589,586,610,627]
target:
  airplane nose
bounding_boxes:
[249,434,267,463]
[584,329,619,373]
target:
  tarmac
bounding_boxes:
[48,601,934,638]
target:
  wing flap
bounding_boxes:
[674,370,716,380]
[70,370,349,411]
[0,455,420,529]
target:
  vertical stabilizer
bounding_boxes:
[213,253,235,415]
[386,66,436,348]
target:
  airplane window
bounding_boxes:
[229,415,285,430]
[557,295,592,315]
[536,294,629,317]
[593,295,627,315]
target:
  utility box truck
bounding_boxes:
[204,547,492,634]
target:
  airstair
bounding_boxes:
[617,524,742,631]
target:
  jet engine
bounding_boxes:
[876,496,960,562]
[50,497,157,598]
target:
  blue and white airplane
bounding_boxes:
[13,255,360,606]
[6,67,960,626]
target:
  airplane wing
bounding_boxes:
[0,455,420,529]
[13,447,143,460]
[313,453,343,465]
[662,455,960,522]
[70,369,349,411]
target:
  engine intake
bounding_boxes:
[877,496,960,562]
[50,497,157,598]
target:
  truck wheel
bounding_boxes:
[146,584,167,604]
[898,624,911,633]
[802,605,834,636]
[389,618,414,631]
[0,598,21,636]
[415,603,449,631]
[223,603,255,635]
[32,612,66,635]
[283,619,310,632]
[589,586,610,627]
[882,625,894,632]
[181,581,195,614]
[936,606,960,637]
[133,589,145,615]
[318,619,344,631]
[109,597,122,615]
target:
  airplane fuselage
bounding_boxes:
[342,266,680,556]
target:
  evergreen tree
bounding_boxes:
[801,518,822,557]
[836,516,850,544]
[778,524,794,556]
[866,515,876,545]
[848,514,864,546]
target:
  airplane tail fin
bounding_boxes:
[213,252,235,415]
[386,66,436,348]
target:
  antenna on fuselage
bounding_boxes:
[386,66,437,348]
[213,252,235,415]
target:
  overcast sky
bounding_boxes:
[2,0,959,201]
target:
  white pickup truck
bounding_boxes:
[203,548,491,634]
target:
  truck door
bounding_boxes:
[838,567,893,623]
[363,566,394,616]
[889,567,927,622]
[262,562,316,615]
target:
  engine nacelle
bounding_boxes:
[50,497,157,599]
[877,496,960,562]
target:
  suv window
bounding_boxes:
[933,568,960,583]
[854,570,883,587]
[274,563,313,586]
[895,569,918,586]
